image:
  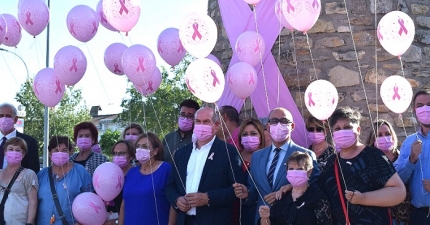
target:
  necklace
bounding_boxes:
[313,143,327,152]
[292,185,309,201]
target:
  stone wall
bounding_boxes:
[208,0,430,142]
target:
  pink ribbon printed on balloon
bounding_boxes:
[380,75,413,114]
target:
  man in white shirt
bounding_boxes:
[166,107,246,225]
[0,103,39,173]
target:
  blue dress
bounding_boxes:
[123,162,171,225]
[37,164,93,225]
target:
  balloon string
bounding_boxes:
[374,0,379,135]
[0,52,20,87]
[291,32,308,147]
[304,32,318,81]
[277,1,282,108]
[252,5,271,114]
[398,57,419,136]
[84,44,113,104]
[342,0,376,136]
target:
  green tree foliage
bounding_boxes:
[116,55,201,137]
[99,129,121,158]
[15,78,91,154]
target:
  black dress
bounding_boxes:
[259,185,332,225]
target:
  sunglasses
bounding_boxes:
[307,127,324,132]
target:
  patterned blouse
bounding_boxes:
[309,145,335,171]
[70,151,109,177]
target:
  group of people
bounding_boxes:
[0,88,429,225]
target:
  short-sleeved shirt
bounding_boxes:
[319,146,396,225]
[0,168,38,225]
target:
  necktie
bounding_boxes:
[0,137,7,169]
[267,148,281,189]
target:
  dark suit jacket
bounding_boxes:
[17,131,40,174]
[165,137,246,225]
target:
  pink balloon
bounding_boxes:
[103,0,141,33]
[206,54,221,67]
[304,80,338,121]
[280,0,321,33]
[179,13,217,58]
[122,44,156,86]
[226,62,258,99]
[96,0,117,32]
[72,192,107,225]
[104,43,128,75]
[157,28,186,67]
[244,0,261,5]
[18,0,49,37]
[0,15,6,45]
[33,68,65,107]
[274,0,294,31]
[93,162,124,202]
[235,31,265,67]
[2,14,22,47]
[133,67,162,96]
[66,5,99,42]
[380,75,413,114]
[54,46,87,86]
[185,58,225,103]
[377,11,415,57]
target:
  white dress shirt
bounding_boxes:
[265,141,289,187]
[186,136,215,215]
[1,129,17,169]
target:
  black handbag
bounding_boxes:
[0,167,24,225]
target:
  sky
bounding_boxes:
[0,0,208,115]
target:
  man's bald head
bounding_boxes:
[268,107,293,122]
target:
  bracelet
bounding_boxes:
[206,192,210,206]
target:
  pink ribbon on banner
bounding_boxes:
[69,22,76,36]
[248,72,255,85]
[94,174,100,189]
[398,18,408,36]
[69,58,78,72]
[392,86,401,100]
[211,69,220,87]
[286,0,295,14]
[377,26,383,40]
[254,39,260,53]
[308,92,316,107]
[115,175,122,189]
[99,11,108,24]
[25,12,33,26]
[92,21,97,34]
[55,80,62,94]
[186,78,195,93]
[192,22,203,40]
[177,41,185,53]
[146,81,154,91]
[136,57,145,72]
[158,40,163,53]
[119,0,129,15]
[312,0,319,9]
[88,202,101,214]
[113,63,121,73]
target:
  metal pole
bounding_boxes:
[42,0,50,168]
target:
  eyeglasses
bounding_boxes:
[179,114,194,120]
[307,127,324,132]
[112,151,128,156]
[268,118,292,125]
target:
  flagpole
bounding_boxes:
[42,0,50,168]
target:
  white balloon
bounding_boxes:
[304,80,338,121]
[380,75,412,114]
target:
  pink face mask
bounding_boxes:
[375,136,394,151]
[333,129,357,149]
[6,151,23,165]
[307,132,325,144]
[113,156,129,168]
[125,135,138,141]
[51,152,69,167]
[0,117,14,133]
[91,144,101,154]
[286,170,308,187]
[76,138,92,151]
[178,117,194,132]
[241,136,260,152]
[416,105,430,124]
[269,123,290,142]
[193,124,214,142]
[136,148,151,163]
